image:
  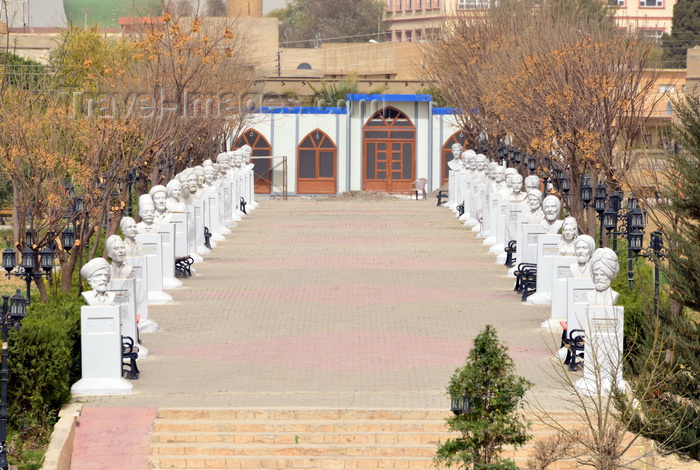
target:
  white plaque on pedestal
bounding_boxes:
[208,192,225,241]
[541,255,576,330]
[71,305,133,395]
[489,198,509,254]
[566,277,595,333]
[520,224,547,265]
[169,212,189,258]
[574,305,625,396]
[134,234,173,305]
[527,234,561,305]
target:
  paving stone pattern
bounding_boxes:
[71,198,578,469]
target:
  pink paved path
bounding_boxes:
[70,198,563,469]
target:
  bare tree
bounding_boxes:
[421,0,662,235]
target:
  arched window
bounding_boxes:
[234,130,272,194]
[297,130,337,194]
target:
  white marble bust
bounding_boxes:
[509,174,526,202]
[558,217,579,256]
[166,179,185,212]
[587,247,620,306]
[472,154,487,181]
[525,189,544,224]
[541,195,564,234]
[492,166,509,197]
[120,216,142,257]
[570,235,595,278]
[136,194,159,234]
[202,160,216,191]
[216,152,230,179]
[447,143,463,171]
[149,185,171,224]
[106,234,133,280]
[178,169,196,206]
[80,257,116,306]
[241,144,254,168]
[524,175,540,193]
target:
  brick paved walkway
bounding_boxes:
[71,197,574,468]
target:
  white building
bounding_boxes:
[231,94,466,196]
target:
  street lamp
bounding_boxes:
[450,395,475,415]
[600,190,647,289]
[593,183,607,246]
[0,289,27,470]
[2,245,53,304]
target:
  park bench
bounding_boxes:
[560,324,585,372]
[456,202,465,218]
[513,262,537,301]
[240,197,247,215]
[436,190,449,206]
[204,226,212,250]
[122,336,139,380]
[175,256,194,278]
[504,240,517,267]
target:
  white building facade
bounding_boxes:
[231,94,466,197]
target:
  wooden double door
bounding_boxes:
[363,108,416,193]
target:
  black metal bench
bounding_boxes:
[562,327,585,372]
[204,226,212,249]
[175,256,194,278]
[456,202,465,218]
[513,262,537,301]
[122,335,139,380]
[504,240,517,267]
[436,190,449,206]
[240,197,247,215]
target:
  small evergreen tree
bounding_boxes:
[436,325,532,469]
[639,95,700,461]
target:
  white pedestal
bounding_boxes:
[574,306,625,396]
[477,191,490,239]
[217,186,232,233]
[520,224,547,265]
[108,277,148,359]
[527,234,560,305]
[135,234,173,305]
[124,256,157,333]
[247,166,257,209]
[489,197,509,253]
[193,200,211,256]
[465,182,482,228]
[157,224,182,290]
[169,212,189,259]
[566,278,596,333]
[497,205,523,265]
[185,206,203,262]
[208,192,226,241]
[541,256,577,330]
[483,193,500,245]
[71,305,133,395]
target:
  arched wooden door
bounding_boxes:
[297,130,337,194]
[442,131,468,185]
[363,107,415,193]
[234,130,272,194]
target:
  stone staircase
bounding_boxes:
[146,408,655,470]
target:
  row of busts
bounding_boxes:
[446,145,619,307]
[79,146,256,305]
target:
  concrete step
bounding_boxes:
[147,408,615,470]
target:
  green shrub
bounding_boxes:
[7,293,82,442]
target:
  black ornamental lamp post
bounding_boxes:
[2,245,53,305]
[0,289,27,470]
[602,191,647,289]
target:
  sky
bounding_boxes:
[14,0,288,28]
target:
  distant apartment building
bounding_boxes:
[383,0,677,43]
